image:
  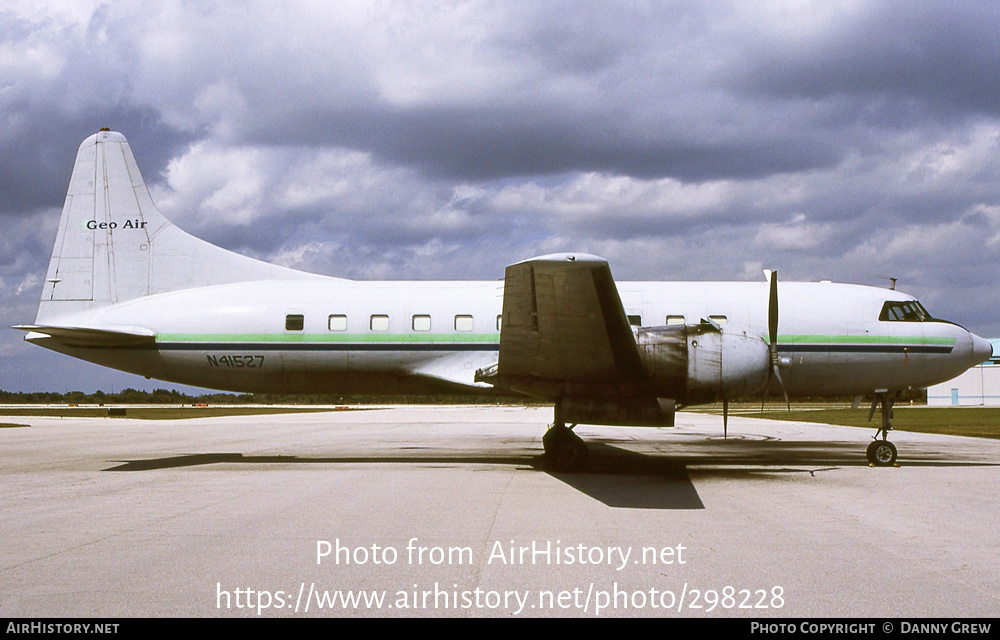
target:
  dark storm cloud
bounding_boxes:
[0,212,55,274]
[247,103,844,182]
[161,1,845,183]
[733,4,1000,122]
[219,4,999,187]
[0,105,191,212]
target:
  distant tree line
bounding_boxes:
[0,388,538,405]
[0,387,926,406]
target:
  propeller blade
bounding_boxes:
[723,398,728,439]
[768,269,779,350]
[772,364,791,410]
[762,269,791,411]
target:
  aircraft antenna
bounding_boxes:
[874,274,897,290]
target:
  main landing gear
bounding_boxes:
[866,391,898,467]
[543,410,589,472]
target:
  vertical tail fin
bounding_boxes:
[37,130,318,322]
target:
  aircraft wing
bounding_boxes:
[411,352,496,389]
[13,324,156,348]
[478,253,646,398]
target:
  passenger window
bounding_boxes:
[709,315,727,324]
[285,314,304,331]
[328,315,347,331]
[370,315,389,331]
[627,315,642,326]
[412,315,431,332]
[666,315,685,326]
[455,315,474,332]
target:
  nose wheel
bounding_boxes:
[866,439,897,466]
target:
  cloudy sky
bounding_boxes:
[2,1,999,393]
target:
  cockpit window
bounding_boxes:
[879,300,933,322]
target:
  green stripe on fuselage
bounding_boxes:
[156,332,500,343]
[157,332,954,346]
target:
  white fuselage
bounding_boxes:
[28,275,987,397]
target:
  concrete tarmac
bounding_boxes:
[1,405,998,618]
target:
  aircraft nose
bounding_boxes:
[971,333,993,365]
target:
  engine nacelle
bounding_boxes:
[636,322,770,404]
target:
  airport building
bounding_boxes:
[927,338,1000,406]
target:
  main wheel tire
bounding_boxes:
[542,425,570,455]
[544,427,588,472]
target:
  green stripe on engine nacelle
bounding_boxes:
[766,335,956,345]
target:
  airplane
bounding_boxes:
[15,129,993,470]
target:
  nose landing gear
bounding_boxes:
[866,391,898,467]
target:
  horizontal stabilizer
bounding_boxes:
[13,324,155,348]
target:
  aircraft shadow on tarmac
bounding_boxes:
[102,440,997,510]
